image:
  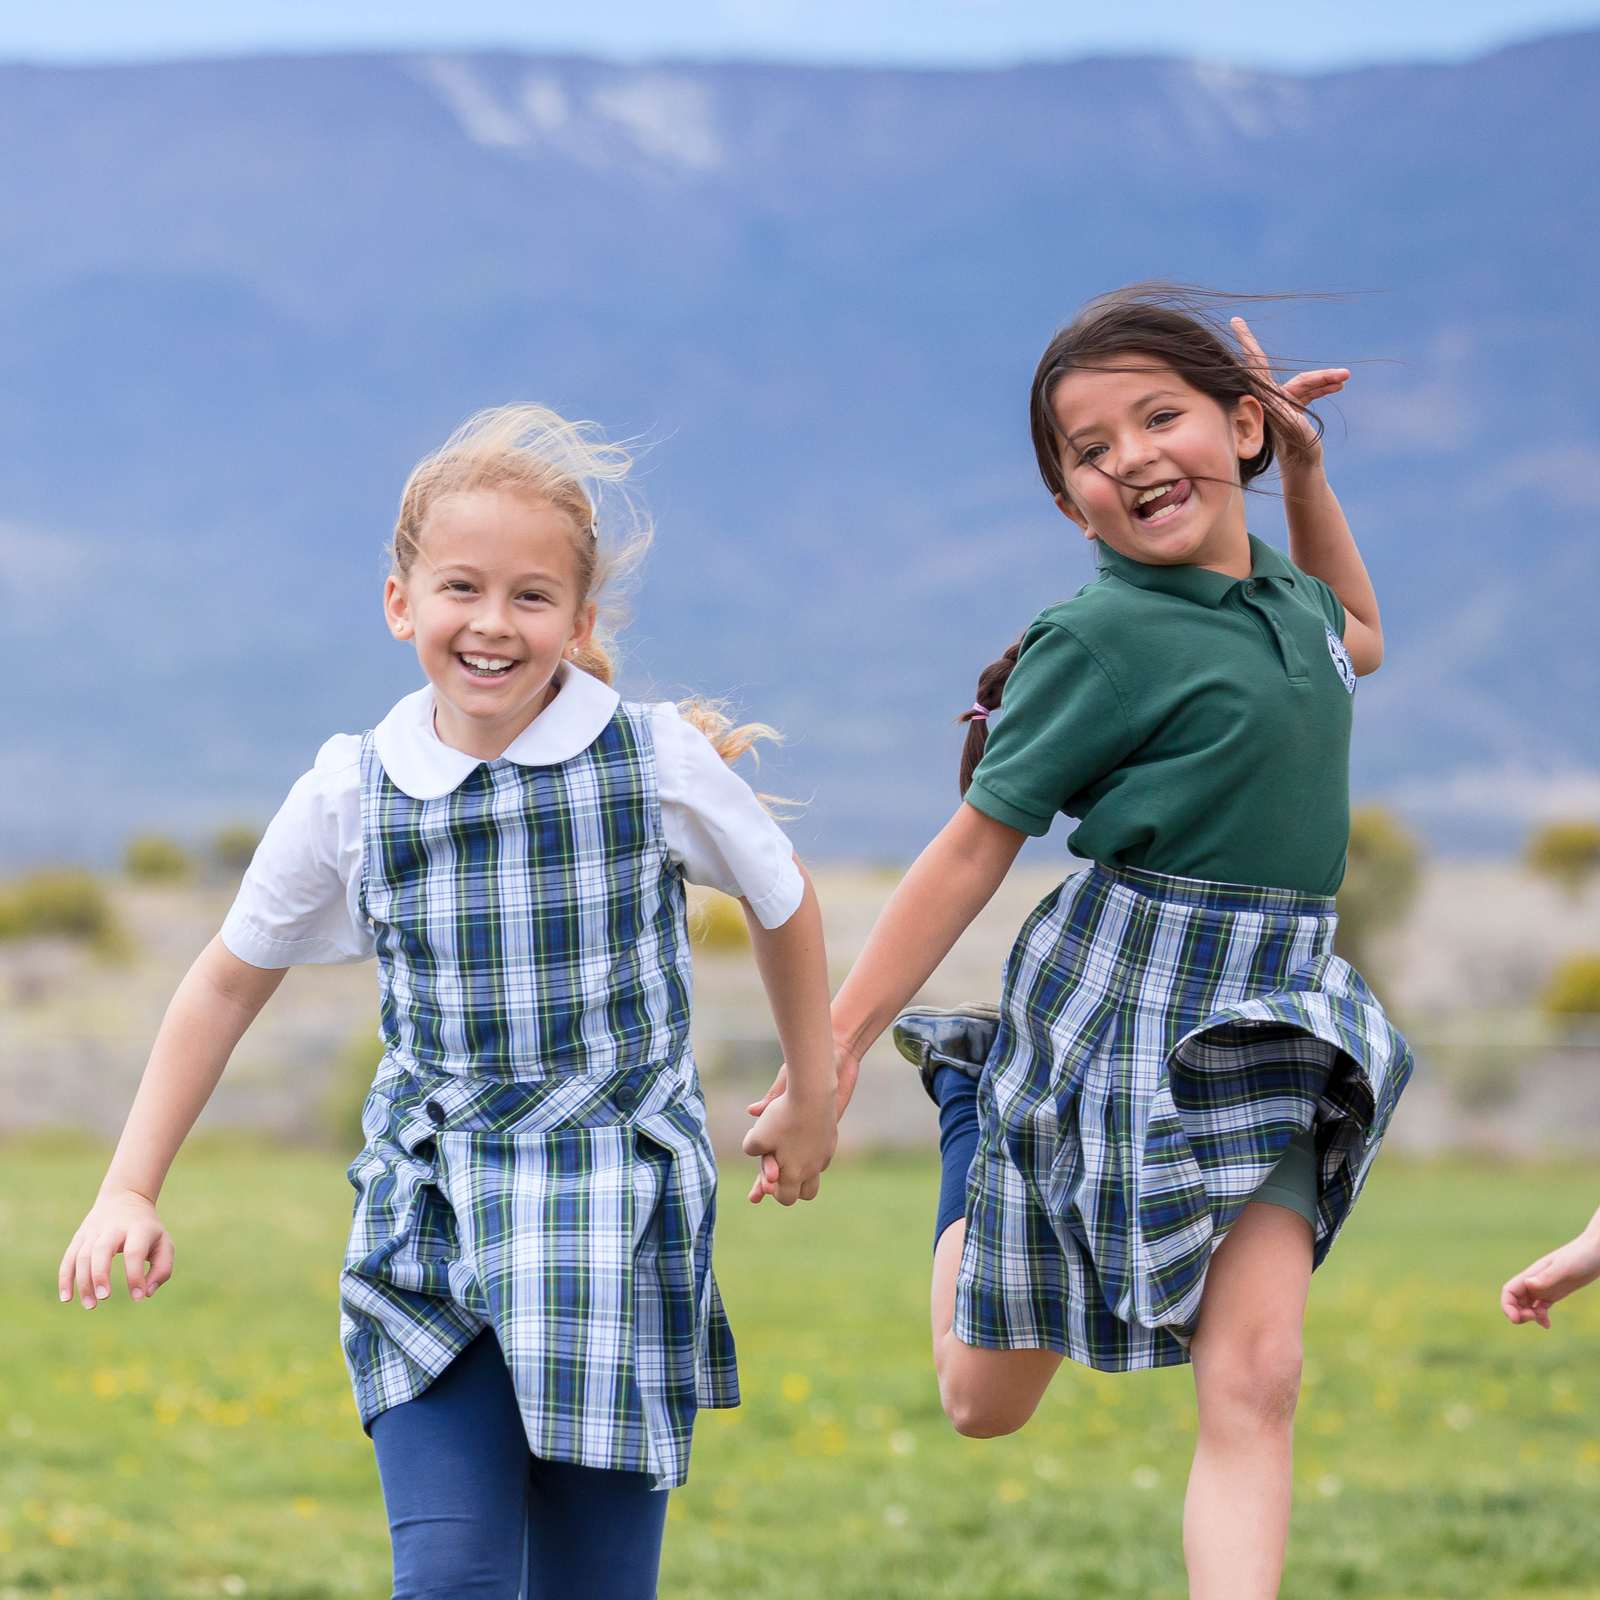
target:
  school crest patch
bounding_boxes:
[1326,628,1357,694]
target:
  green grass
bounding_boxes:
[5,1141,1600,1598]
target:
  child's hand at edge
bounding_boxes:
[741,1085,837,1207]
[1501,1222,1600,1328]
[58,1187,174,1310]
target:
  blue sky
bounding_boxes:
[5,0,1599,71]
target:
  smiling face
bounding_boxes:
[383,486,597,758]
[1047,355,1265,575]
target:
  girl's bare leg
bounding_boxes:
[1183,1202,1314,1600]
[930,1219,1062,1437]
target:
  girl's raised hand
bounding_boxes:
[58,1188,174,1310]
[1231,316,1349,459]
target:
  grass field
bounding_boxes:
[5,1141,1600,1599]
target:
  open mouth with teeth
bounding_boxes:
[1131,479,1193,526]
[458,653,520,679]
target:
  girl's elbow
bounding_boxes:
[954,802,1029,869]
[1347,617,1383,677]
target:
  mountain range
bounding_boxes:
[1,33,1596,864]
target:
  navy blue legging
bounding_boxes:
[370,1330,669,1599]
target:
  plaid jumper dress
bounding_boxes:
[339,703,737,1490]
[957,863,1413,1372]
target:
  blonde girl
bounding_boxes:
[58,406,837,1600]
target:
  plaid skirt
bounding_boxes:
[956,863,1413,1372]
[339,1050,737,1490]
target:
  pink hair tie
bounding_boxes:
[967,703,990,722]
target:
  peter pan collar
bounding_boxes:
[1096,534,1296,608]
[372,660,622,799]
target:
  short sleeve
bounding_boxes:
[964,620,1138,836]
[652,705,805,930]
[1305,575,1346,636]
[219,735,373,967]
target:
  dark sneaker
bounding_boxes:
[891,1004,1002,1104]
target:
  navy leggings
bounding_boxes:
[370,1330,669,1599]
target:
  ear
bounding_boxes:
[1231,393,1266,462]
[383,574,415,642]
[1053,492,1095,541]
[566,601,598,659]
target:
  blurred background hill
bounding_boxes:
[2,30,1597,865]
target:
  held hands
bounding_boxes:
[1500,1227,1600,1329]
[745,1043,861,1126]
[58,1188,174,1310]
[1232,316,1349,467]
[741,1078,839,1207]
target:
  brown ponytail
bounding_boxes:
[958,639,1022,796]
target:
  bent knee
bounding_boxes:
[938,1374,1039,1439]
[943,1393,1032,1439]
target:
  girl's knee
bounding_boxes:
[941,1384,1032,1438]
[390,1519,521,1598]
[1195,1329,1304,1430]
[935,1353,1046,1439]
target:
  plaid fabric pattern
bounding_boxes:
[361,708,692,1080]
[957,863,1412,1372]
[340,705,735,1490]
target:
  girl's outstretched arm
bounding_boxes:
[834,801,1025,1100]
[58,937,286,1309]
[1232,316,1384,675]
[744,806,1022,1198]
[739,860,839,1207]
[832,804,1025,1066]
[1501,1203,1600,1328]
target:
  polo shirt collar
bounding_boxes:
[1096,533,1295,607]
[373,660,622,799]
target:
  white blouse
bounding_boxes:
[220,662,805,970]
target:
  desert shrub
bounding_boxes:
[1526,820,1600,896]
[213,823,263,877]
[1542,953,1600,1022]
[0,869,123,955]
[125,834,193,883]
[1336,806,1423,974]
[688,890,750,952]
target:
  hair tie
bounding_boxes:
[966,703,990,723]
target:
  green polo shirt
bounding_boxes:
[965,535,1356,895]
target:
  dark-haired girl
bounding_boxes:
[754,290,1412,1596]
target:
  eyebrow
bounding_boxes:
[1064,389,1183,446]
[433,563,568,587]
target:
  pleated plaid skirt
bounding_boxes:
[341,1050,737,1491]
[956,863,1413,1371]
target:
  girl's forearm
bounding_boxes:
[99,936,286,1202]
[744,864,836,1102]
[1282,461,1381,638]
[832,805,1024,1064]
